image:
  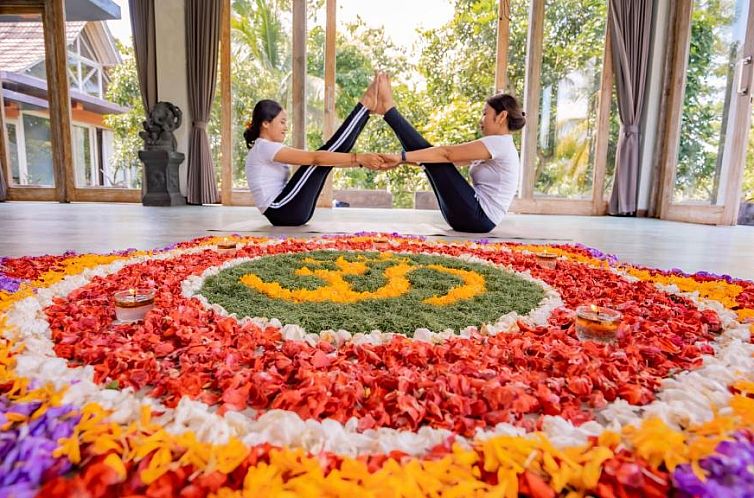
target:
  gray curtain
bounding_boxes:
[607,0,653,215]
[128,0,157,114]
[185,0,221,205]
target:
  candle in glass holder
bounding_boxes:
[217,237,238,253]
[535,252,558,269]
[373,238,393,252]
[575,304,621,343]
[114,288,155,323]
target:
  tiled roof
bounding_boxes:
[0,22,86,73]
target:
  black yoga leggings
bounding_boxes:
[264,103,370,226]
[383,107,496,233]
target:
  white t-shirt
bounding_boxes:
[245,138,290,213]
[469,134,520,225]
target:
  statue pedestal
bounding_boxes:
[139,150,186,206]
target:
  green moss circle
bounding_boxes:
[198,250,546,335]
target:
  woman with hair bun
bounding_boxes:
[243,75,384,226]
[376,73,526,233]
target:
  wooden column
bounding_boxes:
[494,0,511,92]
[317,0,337,208]
[591,23,613,215]
[220,0,233,204]
[291,0,307,150]
[520,0,544,199]
[42,0,74,202]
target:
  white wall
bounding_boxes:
[154,0,190,196]
[637,0,670,213]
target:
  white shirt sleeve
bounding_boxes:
[258,139,286,163]
[479,135,507,160]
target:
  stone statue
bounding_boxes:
[138,101,186,206]
[139,101,183,151]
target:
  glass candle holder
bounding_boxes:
[114,289,155,323]
[575,305,621,343]
[373,238,393,252]
[217,238,238,253]
[535,252,558,269]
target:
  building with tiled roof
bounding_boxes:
[1,21,130,188]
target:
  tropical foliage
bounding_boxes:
[103,0,752,209]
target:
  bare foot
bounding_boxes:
[376,72,396,115]
[359,72,379,113]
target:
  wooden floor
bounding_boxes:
[1,201,753,280]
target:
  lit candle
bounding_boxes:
[373,237,393,252]
[575,304,622,343]
[114,288,155,323]
[535,252,558,269]
[217,237,238,253]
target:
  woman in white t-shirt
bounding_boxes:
[375,74,525,233]
[244,76,384,226]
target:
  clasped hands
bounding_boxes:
[356,153,405,171]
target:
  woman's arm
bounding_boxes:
[405,140,491,165]
[378,140,491,170]
[274,147,383,169]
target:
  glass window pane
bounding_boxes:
[82,67,100,97]
[68,54,80,90]
[306,3,326,152]
[605,82,620,197]
[6,123,20,184]
[330,0,457,208]
[22,114,54,186]
[73,125,94,186]
[24,61,47,80]
[534,0,607,199]
[226,0,293,190]
[3,16,77,190]
[98,1,144,190]
[673,0,750,204]
[742,103,753,215]
[79,37,95,60]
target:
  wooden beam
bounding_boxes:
[7,186,57,201]
[720,0,754,225]
[655,0,692,219]
[494,0,511,92]
[317,0,337,209]
[510,198,600,216]
[72,188,141,203]
[291,0,306,150]
[220,0,232,205]
[664,204,725,225]
[591,21,613,215]
[0,1,45,12]
[520,0,544,199]
[230,189,254,206]
[42,0,75,202]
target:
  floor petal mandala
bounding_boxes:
[1,234,753,497]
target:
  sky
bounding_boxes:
[106,0,454,57]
